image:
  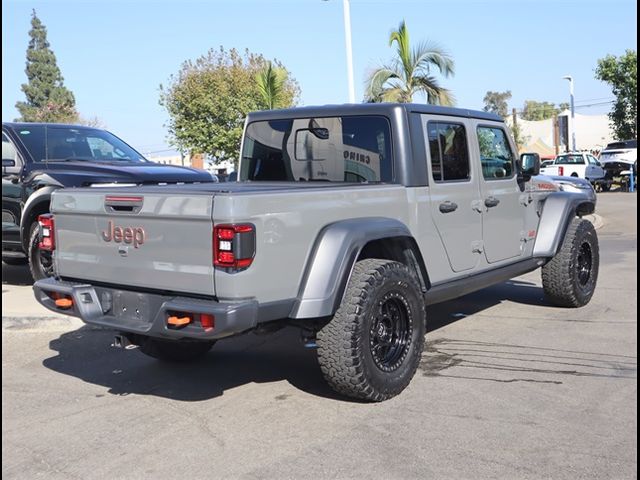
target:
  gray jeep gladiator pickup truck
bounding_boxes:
[33,104,599,401]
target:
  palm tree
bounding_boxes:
[256,61,288,110]
[365,20,455,105]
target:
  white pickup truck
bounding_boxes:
[540,152,606,183]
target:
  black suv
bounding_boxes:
[2,122,215,279]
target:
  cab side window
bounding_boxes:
[427,122,470,182]
[477,127,515,179]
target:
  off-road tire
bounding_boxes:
[28,222,55,281]
[542,218,599,307]
[317,259,426,402]
[2,256,28,266]
[138,337,215,362]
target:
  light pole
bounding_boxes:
[562,75,576,151]
[324,0,356,103]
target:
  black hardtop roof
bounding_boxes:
[246,103,502,122]
[603,139,637,150]
[3,122,104,131]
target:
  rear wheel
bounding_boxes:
[542,218,599,307]
[138,337,215,362]
[317,259,426,402]
[28,222,55,281]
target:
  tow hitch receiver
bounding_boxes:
[112,334,137,349]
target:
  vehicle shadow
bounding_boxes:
[426,279,549,332]
[1,263,33,286]
[42,279,558,402]
[43,325,346,402]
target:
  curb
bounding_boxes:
[584,213,604,230]
[2,315,84,331]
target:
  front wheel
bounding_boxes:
[28,222,55,281]
[317,259,426,402]
[542,218,599,307]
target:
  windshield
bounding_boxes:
[240,116,393,182]
[15,125,147,163]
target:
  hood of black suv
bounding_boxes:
[29,161,215,187]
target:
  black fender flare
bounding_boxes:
[20,185,59,250]
[290,217,415,319]
[533,191,596,258]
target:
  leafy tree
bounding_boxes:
[595,49,637,139]
[510,122,529,153]
[365,20,455,104]
[558,102,570,112]
[256,61,289,110]
[159,47,299,164]
[521,100,559,121]
[483,90,512,118]
[15,10,77,123]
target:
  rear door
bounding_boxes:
[52,189,215,296]
[474,124,527,264]
[424,117,483,273]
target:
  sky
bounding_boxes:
[2,0,637,157]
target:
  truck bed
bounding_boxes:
[50,182,409,300]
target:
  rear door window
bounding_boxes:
[427,122,470,182]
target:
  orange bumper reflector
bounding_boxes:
[54,297,73,309]
[167,315,191,327]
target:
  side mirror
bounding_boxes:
[518,153,540,182]
[2,158,20,176]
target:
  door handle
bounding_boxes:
[484,196,500,208]
[439,201,458,213]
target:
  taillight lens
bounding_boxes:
[558,166,564,176]
[38,214,55,251]
[213,224,256,270]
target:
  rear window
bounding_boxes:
[555,154,585,165]
[240,116,393,182]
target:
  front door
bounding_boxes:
[424,117,483,273]
[2,132,24,245]
[586,154,605,180]
[474,124,527,263]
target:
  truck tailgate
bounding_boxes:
[51,190,215,296]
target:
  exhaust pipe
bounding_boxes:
[112,334,137,350]
[300,330,317,349]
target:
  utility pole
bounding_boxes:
[342,0,356,103]
[512,108,518,150]
[553,114,560,155]
[562,76,576,151]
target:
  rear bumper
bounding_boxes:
[33,278,260,340]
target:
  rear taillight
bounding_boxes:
[213,224,256,270]
[38,214,55,251]
[558,166,564,176]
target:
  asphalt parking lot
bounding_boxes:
[2,192,637,480]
